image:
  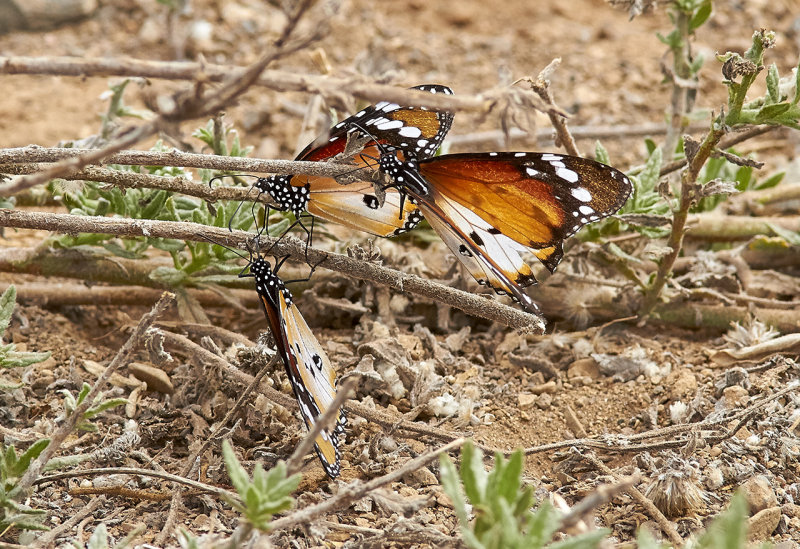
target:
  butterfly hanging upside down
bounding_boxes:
[378,150,633,314]
[253,84,454,238]
[247,254,347,479]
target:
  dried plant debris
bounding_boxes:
[591,344,669,382]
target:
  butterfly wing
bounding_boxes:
[257,85,454,237]
[253,258,345,479]
[383,152,631,311]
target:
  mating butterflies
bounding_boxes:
[255,84,454,237]
[249,255,346,478]
[378,151,633,313]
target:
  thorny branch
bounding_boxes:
[0,209,545,331]
[0,0,321,198]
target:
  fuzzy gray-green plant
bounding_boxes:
[439,440,609,549]
[0,439,50,534]
[58,382,127,433]
[221,440,300,533]
[0,285,52,390]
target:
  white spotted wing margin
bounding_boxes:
[378,152,632,314]
[250,256,346,479]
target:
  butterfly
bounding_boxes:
[378,151,633,313]
[248,254,347,478]
[254,84,454,238]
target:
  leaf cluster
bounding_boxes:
[222,440,300,532]
[0,439,50,533]
[439,441,608,549]
[59,382,127,433]
[0,286,51,390]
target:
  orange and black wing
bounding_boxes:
[380,152,631,312]
[256,84,453,237]
[251,257,346,479]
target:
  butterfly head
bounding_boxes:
[256,175,310,218]
[251,255,293,306]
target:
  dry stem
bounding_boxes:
[267,438,465,533]
[0,209,544,331]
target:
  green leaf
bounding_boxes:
[696,492,748,549]
[86,522,109,549]
[440,453,470,526]
[461,441,487,505]
[688,0,712,33]
[755,171,784,190]
[2,350,52,369]
[767,223,800,246]
[0,285,17,338]
[766,63,780,103]
[523,501,559,547]
[223,440,250,495]
[594,141,610,166]
[496,450,523,504]
[756,102,791,123]
[84,398,127,419]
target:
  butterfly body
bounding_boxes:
[255,85,454,237]
[250,256,346,478]
[379,151,633,313]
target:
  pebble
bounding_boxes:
[128,362,174,394]
[536,393,553,410]
[722,385,749,409]
[747,507,781,541]
[667,369,697,400]
[518,393,536,408]
[567,357,600,380]
[741,475,778,513]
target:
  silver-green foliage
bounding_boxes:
[222,440,300,532]
[439,440,608,549]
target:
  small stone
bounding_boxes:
[747,507,781,541]
[722,385,749,409]
[128,362,174,394]
[536,393,553,410]
[518,393,536,408]
[782,503,800,518]
[567,357,600,380]
[404,466,437,486]
[709,446,722,458]
[741,476,778,514]
[667,369,697,400]
[530,381,557,394]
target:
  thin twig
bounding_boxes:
[0,55,556,115]
[558,474,640,532]
[0,210,544,331]
[578,449,683,546]
[31,495,106,549]
[285,378,356,477]
[155,354,280,546]
[32,467,237,500]
[522,59,580,157]
[0,146,377,182]
[267,438,465,533]
[16,293,174,495]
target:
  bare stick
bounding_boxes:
[521,59,580,157]
[558,474,640,532]
[268,438,465,532]
[0,210,544,331]
[16,293,174,495]
[0,55,555,115]
[31,495,106,548]
[33,467,237,500]
[285,378,357,476]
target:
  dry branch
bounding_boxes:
[0,55,551,115]
[0,1,319,198]
[267,438,465,533]
[0,209,545,331]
